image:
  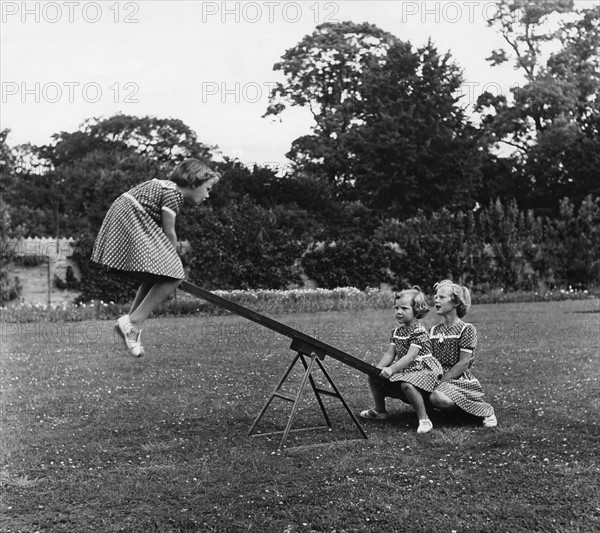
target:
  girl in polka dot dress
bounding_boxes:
[92,159,220,357]
[429,280,497,427]
[359,287,443,433]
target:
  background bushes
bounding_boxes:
[71,233,139,304]
[186,196,306,290]
[377,196,600,291]
[57,195,600,302]
[301,237,396,290]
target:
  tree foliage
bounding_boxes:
[376,196,600,290]
[0,130,22,303]
[266,22,485,216]
[185,197,306,290]
[543,195,600,286]
[3,115,215,237]
[301,237,396,290]
[265,22,398,183]
[0,199,22,304]
[71,233,139,304]
[477,1,600,210]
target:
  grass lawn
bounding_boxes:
[1,298,599,533]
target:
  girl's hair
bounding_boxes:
[434,279,471,318]
[170,159,220,188]
[395,285,429,319]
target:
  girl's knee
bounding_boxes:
[400,382,414,392]
[430,391,443,406]
[430,391,454,409]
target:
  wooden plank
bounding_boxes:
[179,280,382,378]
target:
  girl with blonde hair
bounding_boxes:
[429,280,497,427]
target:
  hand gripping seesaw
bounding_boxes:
[179,281,382,449]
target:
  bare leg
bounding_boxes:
[401,383,429,420]
[129,282,153,315]
[367,375,388,413]
[129,279,181,328]
[430,390,458,411]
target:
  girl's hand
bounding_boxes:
[379,367,393,379]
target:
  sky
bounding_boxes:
[1,0,592,170]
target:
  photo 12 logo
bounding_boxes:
[1,1,140,24]
[200,1,339,24]
[1,321,106,344]
[2,81,140,104]
[455,81,521,105]
[399,1,507,24]
[2,239,73,262]
[242,161,294,177]
[201,81,276,104]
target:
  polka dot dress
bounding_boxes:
[91,179,185,279]
[388,322,443,392]
[430,321,494,417]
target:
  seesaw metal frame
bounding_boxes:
[180,281,381,449]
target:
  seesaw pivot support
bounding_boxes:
[247,337,367,450]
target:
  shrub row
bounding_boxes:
[308,196,600,291]
[56,195,600,304]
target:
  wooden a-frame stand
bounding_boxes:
[247,338,367,450]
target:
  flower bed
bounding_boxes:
[0,288,395,323]
[1,287,596,323]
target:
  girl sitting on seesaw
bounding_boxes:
[359,286,443,434]
[91,158,220,357]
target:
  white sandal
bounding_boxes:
[482,413,498,428]
[359,408,389,420]
[417,419,433,434]
[115,315,145,357]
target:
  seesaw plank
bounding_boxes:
[179,280,381,378]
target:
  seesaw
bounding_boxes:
[179,280,382,449]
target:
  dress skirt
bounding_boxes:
[389,356,443,392]
[434,371,494,417]
[91,193,185,280]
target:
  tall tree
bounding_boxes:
[477,1,600,210]
[265,21,400,186]
[41,114,214,169]
[346,40,484,214]
[4,115,216,236]
[265,22,484,216]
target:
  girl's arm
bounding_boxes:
[376,344,395,369]
[161,210,178,250]
[379,344,419,379]
[381,344,421,378]
[440,349,471,381]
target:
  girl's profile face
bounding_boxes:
[189,177,219,205]
[394,295,416,325]
[434,286,456,316]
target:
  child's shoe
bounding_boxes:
[482,413,498,428]
[417,419,433,434]
[115,315,145,357]
[359,408,389,420]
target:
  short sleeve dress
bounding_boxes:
[91,179,185,280]
[388,322,443,392]
[430,321,494,417]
